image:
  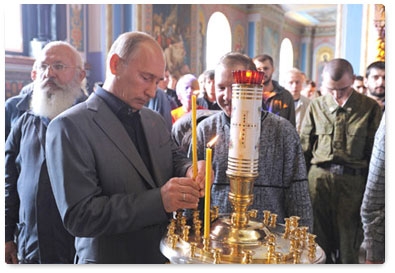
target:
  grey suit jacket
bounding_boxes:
[45,92,192,263]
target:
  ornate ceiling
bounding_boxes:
[279,4,337,26]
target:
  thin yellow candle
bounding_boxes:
[203,135,218,239]
[204,146,212,239]
[191,94,198,179]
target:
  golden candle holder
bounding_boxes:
[160,208,325,264]
[160,71,325,264]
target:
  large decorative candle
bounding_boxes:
[227,70,264,228]
[191,95,198,179]
[227,70,264,177]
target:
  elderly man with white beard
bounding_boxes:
[5,41,87,264]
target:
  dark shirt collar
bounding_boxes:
[95,86,140,120]
[272,80,282,93]
[324,91,355,114]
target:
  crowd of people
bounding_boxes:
[5,30,385,264]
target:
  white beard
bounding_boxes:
[30,77,82,120]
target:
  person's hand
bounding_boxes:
[185,160,214,197]
[5,241,18,264]
[358,242,384,264]
[161,177,201,212]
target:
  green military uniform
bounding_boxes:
[300,90,382,263]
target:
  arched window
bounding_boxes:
[206,12,231,70]
[4,4,23,53]
[4,4,67,56]
[278,38,293,85]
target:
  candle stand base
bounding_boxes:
[160,211,326,264]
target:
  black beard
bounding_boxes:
[263,78,272,86]
[370,91,385,98]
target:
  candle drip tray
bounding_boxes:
[160,211,326,264]
[210,215,267,245]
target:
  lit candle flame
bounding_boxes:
[207,135,219,148]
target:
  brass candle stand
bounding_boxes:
[160,71,325,264]
[160,208,325,264]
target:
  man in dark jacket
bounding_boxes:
[5,60,37,140]
[5,41,87,264]
[253,54,296,127]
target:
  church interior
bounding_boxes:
[3,3,388,265]
[4,4,386,99]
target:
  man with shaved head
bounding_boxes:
[300,58,382,263]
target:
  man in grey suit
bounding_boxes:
[45,31,208,264]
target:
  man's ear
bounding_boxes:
[109,54,123,75]
[31,70,37,81]
[78,69,87,83]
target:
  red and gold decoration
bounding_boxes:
[232,69,264,85]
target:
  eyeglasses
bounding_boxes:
[38,63,79,72]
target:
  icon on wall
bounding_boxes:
[153,4,192,80]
